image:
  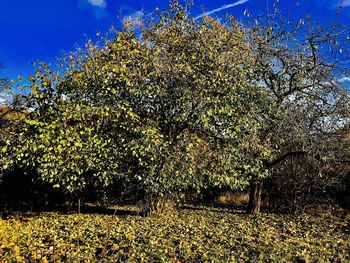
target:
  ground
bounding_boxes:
[0,205,349,262]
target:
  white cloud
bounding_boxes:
[339,76,350,82]
[195,0,250,20]
[342,0,350,7]
[0,93,10,107]
[123,10,144,28]
[87,0,106,8]
[78,0,108,19]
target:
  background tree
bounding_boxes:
[244,4,350,214]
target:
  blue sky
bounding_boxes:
[0,0,349,83]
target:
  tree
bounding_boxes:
[244,5,350,214]
[4,1,272,214]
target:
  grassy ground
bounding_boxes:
[0,205,349,262]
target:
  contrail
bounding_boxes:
[194,0,250,20]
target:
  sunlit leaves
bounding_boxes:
[1,208,349,262]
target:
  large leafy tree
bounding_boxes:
[3,2,272,213]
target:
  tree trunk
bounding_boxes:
[78,198,81,215]
[247,182,262,215]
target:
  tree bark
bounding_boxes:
[247,182,262,214]
[78,198,81,215]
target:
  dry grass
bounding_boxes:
[216,191,249,206]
